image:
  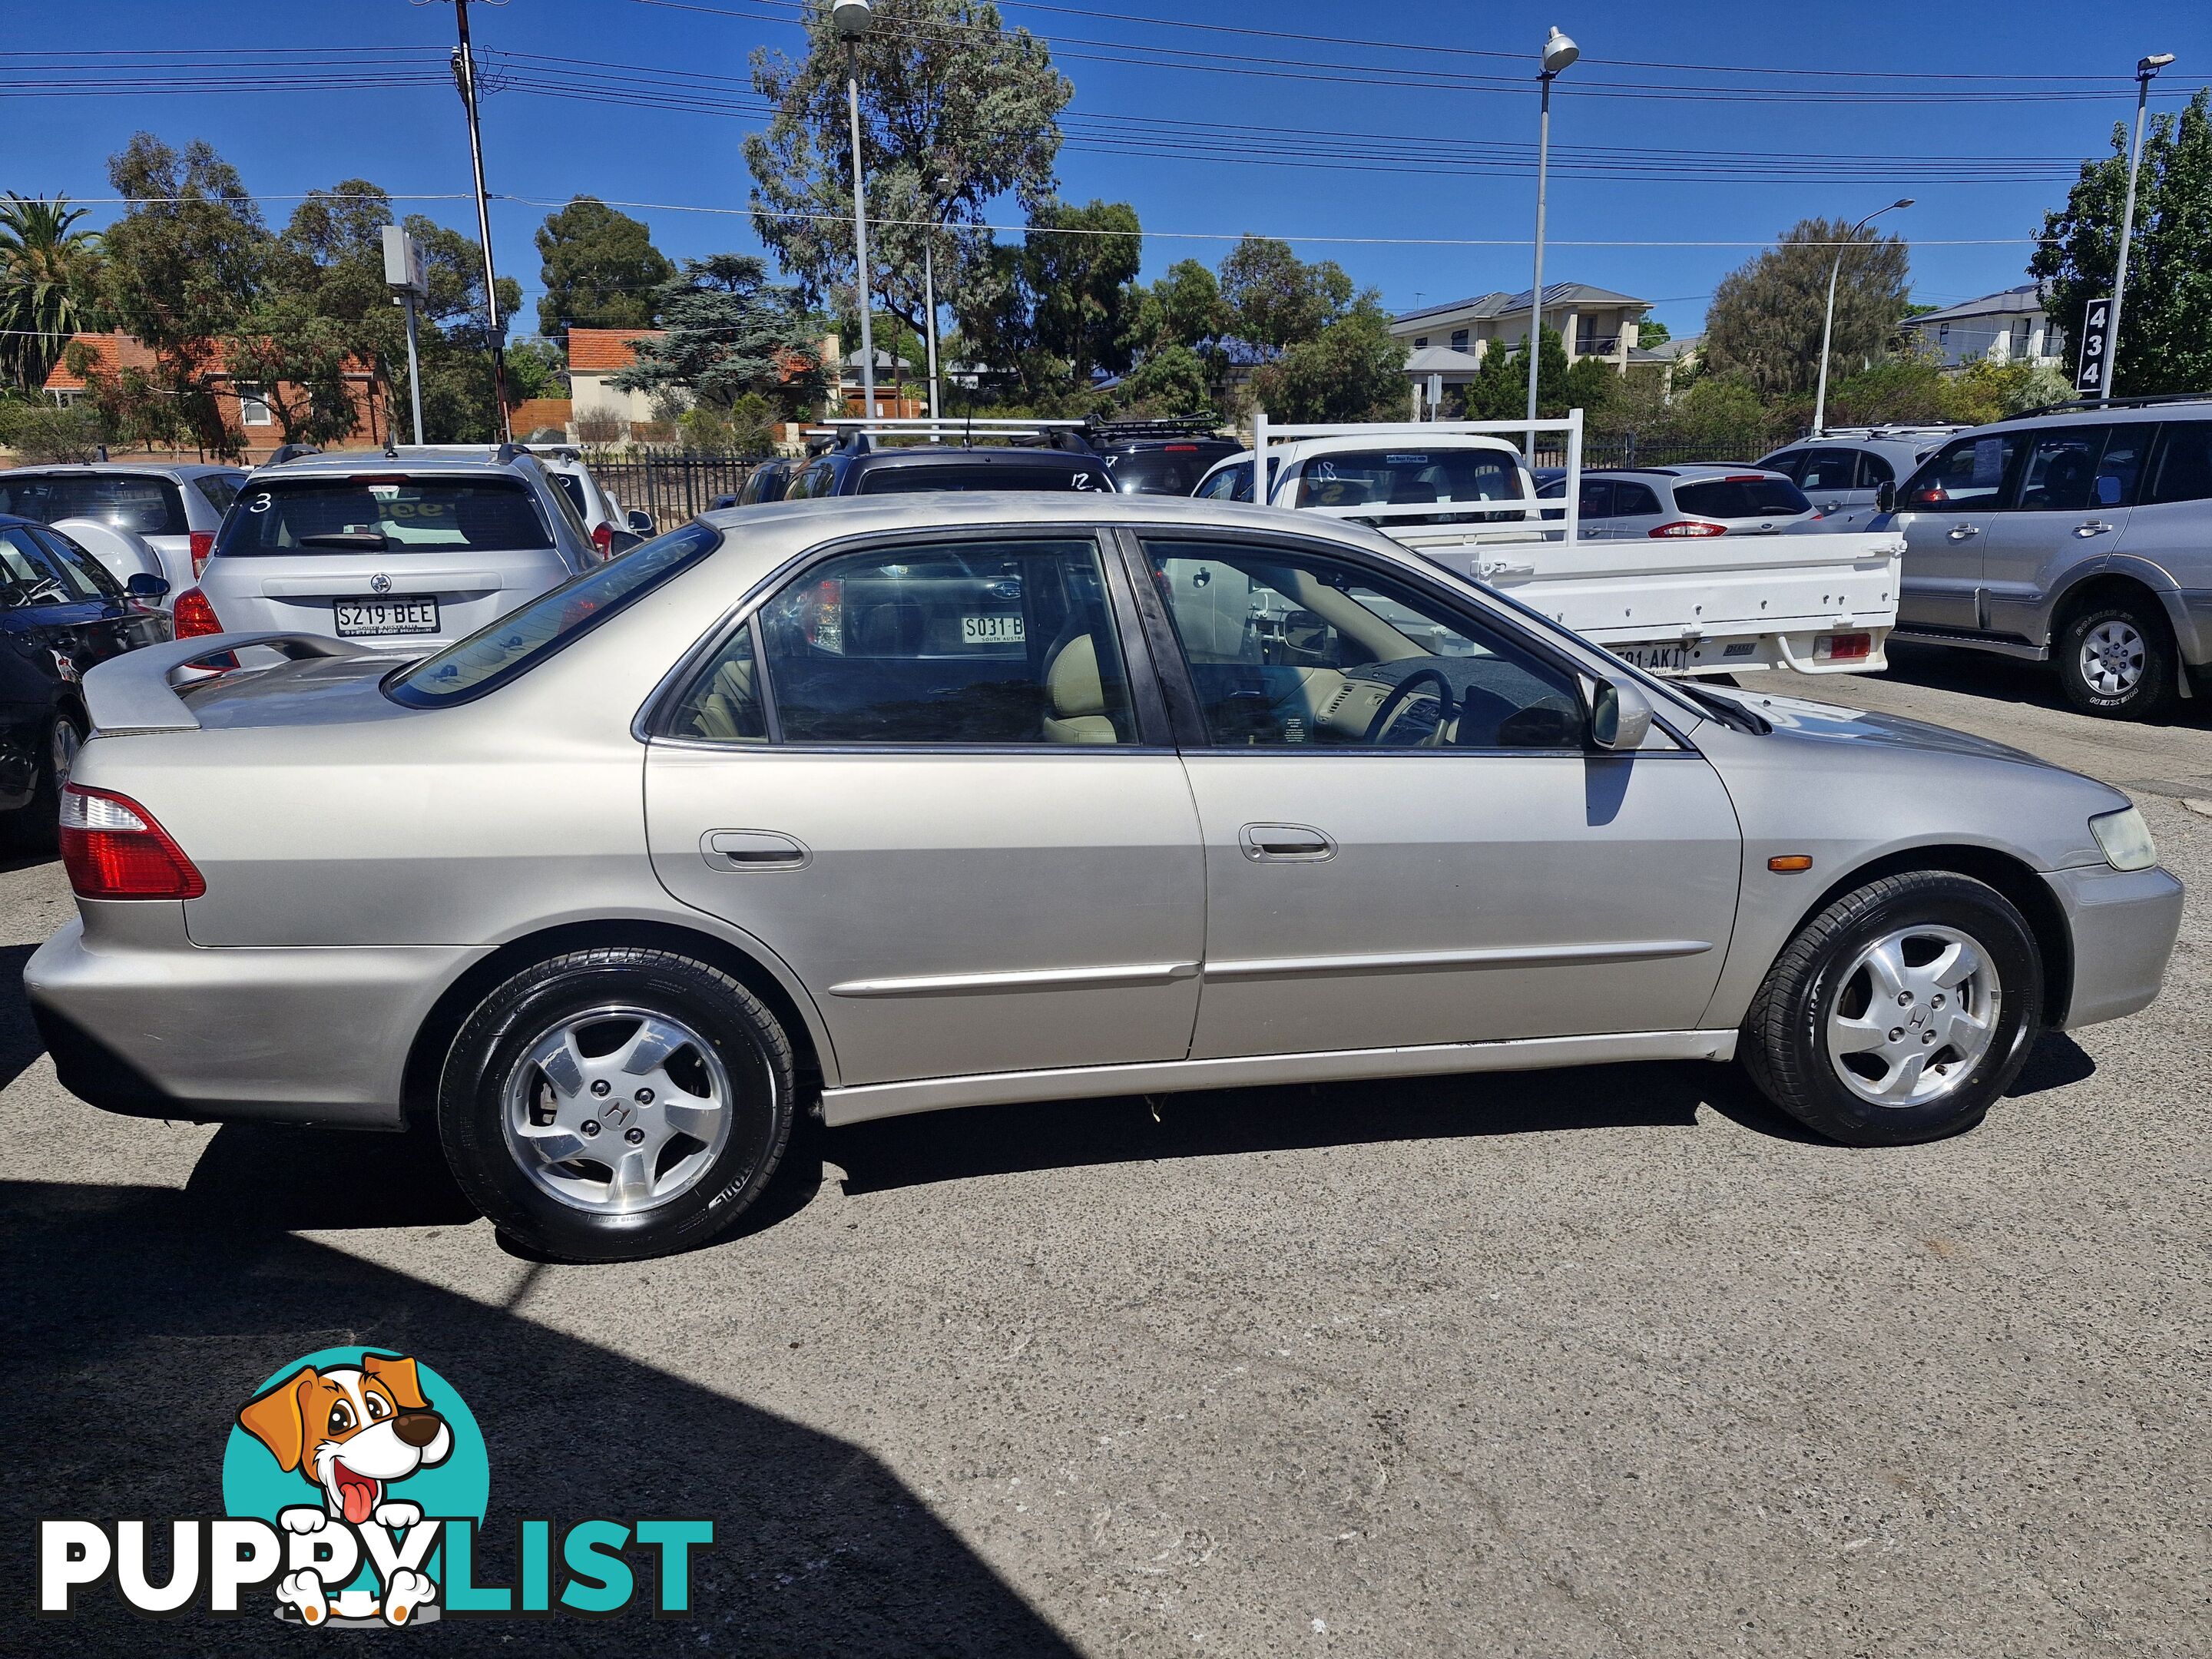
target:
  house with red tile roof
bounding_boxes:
[566,328,668,439]
[40,331,386,459]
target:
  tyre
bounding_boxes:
[3,710,84,855]
[1740,872,2042,1147]
[2055,598,2177,720]
[436,947,796,1261]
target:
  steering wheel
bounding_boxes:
[1362,666,1457,747]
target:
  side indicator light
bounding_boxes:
[1768,855,1814,873]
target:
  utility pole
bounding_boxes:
[449,0,512,441]
[2105,51,2175,403]
[1812,200,1912,438]
[1525,28,1578,462]
[833,2,877,419]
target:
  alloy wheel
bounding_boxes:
[2078,619,2146,698]
[499,1005,734,1214]
[1825,924,2002,1108]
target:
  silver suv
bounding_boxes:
[1889,397,2212,719]
[0,462,247,596]
[1535,464,1816,539]
[1758,427,1962,532]
[179,445,597,654]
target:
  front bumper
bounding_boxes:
[2044,862,2185,1029]
[25,910,484,1128]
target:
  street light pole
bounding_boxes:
[449,0,510,442]
[1811,198,1912,438]
[2106,51,2174,403]
[833,1,876,420]
[1525,28,1578,462]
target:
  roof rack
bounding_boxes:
[1084,415,1225,442]
[800,417,1099,455]
[2016,391,2212,419]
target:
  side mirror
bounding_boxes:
[1591,677,1654,752]
[625,509,656,535]
[126,573,171,601]
[607,530,643,555]
[1873,480,1898,514]
[2095,473,2122,506]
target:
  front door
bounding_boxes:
[645,532,1204,1088]
[1979,423,2146,642]
[1133,533,1742,1061]
[1894,431,2025,631]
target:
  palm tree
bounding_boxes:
[0,194,101,395]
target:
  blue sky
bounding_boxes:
[10,0,2212,342]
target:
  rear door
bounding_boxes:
[1793,447,1873,526]
[1893,432,2024,630]
[206,473,581,649]
[2112,422,2212,646]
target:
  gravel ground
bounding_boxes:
[2,642,2206,1657]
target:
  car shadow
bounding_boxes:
[1874,642,2212,727]
[0,1174,1078,1656]
[2008,1029,2096,1095]
[0,943,48,1092]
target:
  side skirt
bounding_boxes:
[820,1028,1740,1128]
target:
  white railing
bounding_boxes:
[1250,409,1584,546]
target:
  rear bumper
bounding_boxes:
[24,912,484,1128]
[2044,863,2185,1029]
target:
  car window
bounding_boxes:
[2092,426,2151,507]
[1794,449,1859,493]
[789,459,836,499]
[1755,450,1804,482]
[666,622,769,743]
[0,527,78,606]
[1293,449,1525,525]
[752,538,1134,745]
[1105,451,1201,495]
[218,476,555,555]
[194,472,244,515]
[1855,451,1894,488]
[1612,481,1661,516]
[1670,477,1811,519]
[1903,434,2022,512]
[386,521,721,707]
[1197,465,1246,502]
[0,473,189,536]
[2144,421,2212,505]
[2013,427,2109,512]
[856,461,1112,495]
[28,527,122,601]
[1576,479,1615,519]
[541,470,594,545]
[1141,538,1584,750]
[552,473,594,522]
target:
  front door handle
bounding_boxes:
[2075,519,2116,537]
[1239,823,1336,862]
[701,830,810,871]
[1947,524,1981,540]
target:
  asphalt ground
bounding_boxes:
[2,640,2206,1657]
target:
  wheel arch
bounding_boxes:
[1791,843,2072,1027]
[399,917,833,1131]
[2048,567,2182,650]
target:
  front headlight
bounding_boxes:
[2090,806,2158,872]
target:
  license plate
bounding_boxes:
[335,598,439,637]
[1615,642,1687,672]
[961,614,1023,644]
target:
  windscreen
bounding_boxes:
[1670,477,1811,519]
[858,462,1111,495]
[1107,450,1221,495]
[386,520,720,706]
[217,475,554,555]
[1293,449,1525,510]
[0,473,188,536]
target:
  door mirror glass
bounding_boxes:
[126,572,171,600]
[1873,481,1898,514]
[626,509,657,534]
[2095,472,2123,506]
[1591,678,1654,752]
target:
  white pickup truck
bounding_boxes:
[1198,413,1902,679]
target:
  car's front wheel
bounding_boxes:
[436,947,796,1261]
[1740,872,2042,1146]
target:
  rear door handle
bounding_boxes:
[702,830,810,871]
[1947,524,1980,540]
[1238,823,1336,862]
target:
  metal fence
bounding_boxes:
[1526,434,1757,469]
[585,449,768,526]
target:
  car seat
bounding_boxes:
[1041,634,1120,743]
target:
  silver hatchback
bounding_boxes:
[180,448,597,654]
[28,494,2182,1260]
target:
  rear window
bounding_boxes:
[553,473,593,521]
[1293,449,1525,509]
[217,476,554,556]
[856,462,1111,495]
[0,472,189,536]
[1670,477,1811,519]
[386,520,721,706]
[194,472,244,514]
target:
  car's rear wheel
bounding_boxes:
[2056,597,2177,720]
[5,710,84,854]
[1740,872,2041,1146]
[437,947,795,1261]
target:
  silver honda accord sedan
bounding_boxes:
[26,494,2182,1261]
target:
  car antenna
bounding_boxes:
[383,432,399,459]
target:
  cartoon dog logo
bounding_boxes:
[235,1353,452,1627]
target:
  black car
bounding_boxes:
[780,426,1115,498]
[1087,418,1241,496]
[0,514,170,845]
[737,457,798,505]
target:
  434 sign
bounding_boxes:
[2075,296,2113,396]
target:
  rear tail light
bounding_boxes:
[591,522,614,555]
[60,785,207,899]
[173,587,224,639]
[1648,521,1728,538]
[189,531,215,577]
[1815,631,1873,664]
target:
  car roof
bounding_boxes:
[1976,399,2212,430]
[1210,435,1523,469]
[0,461,240,479]
[1587,465,1790,481]
[245,450,544,481]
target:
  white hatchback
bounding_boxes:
[176,449,598,655]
